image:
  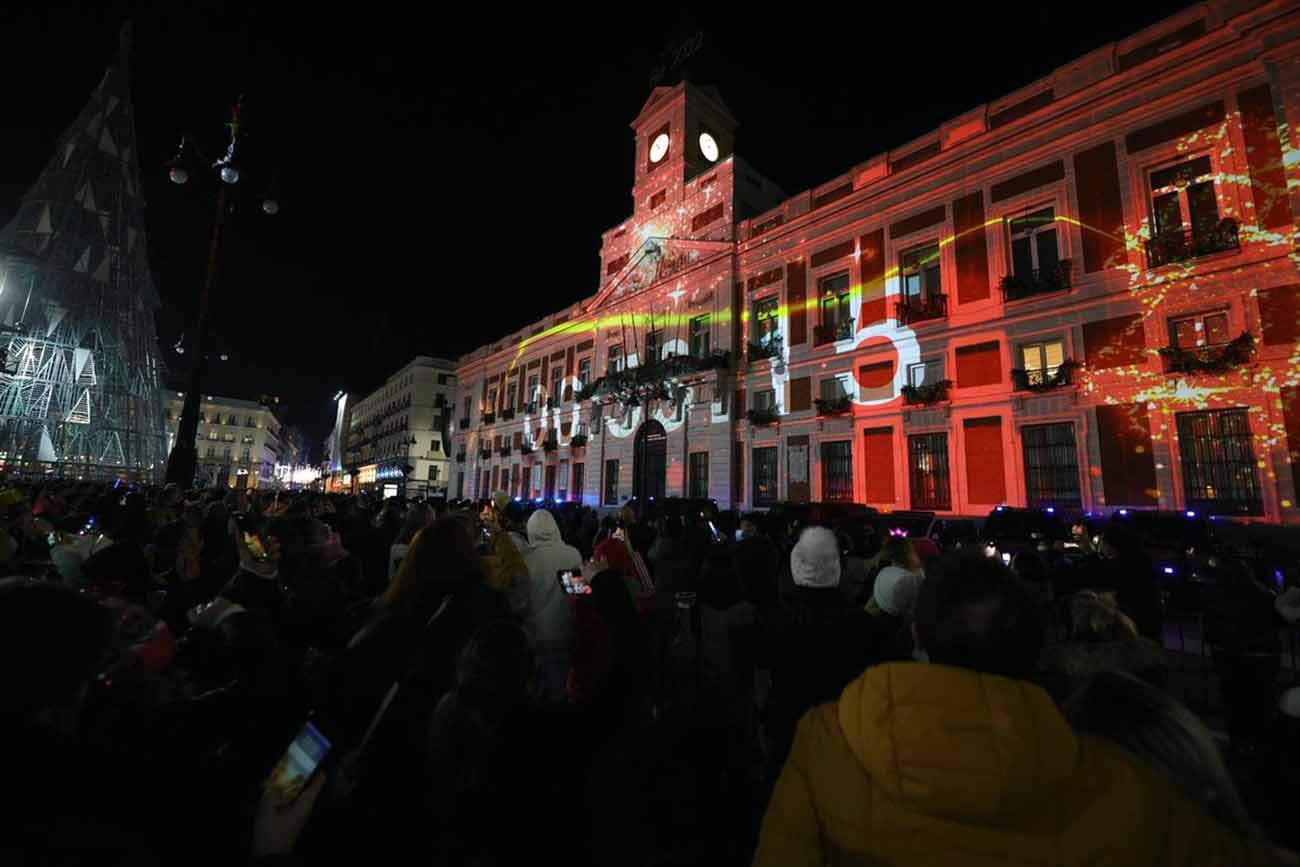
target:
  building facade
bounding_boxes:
[345,356,456,498]
[454,0,1300,523]
[163,390,284,489]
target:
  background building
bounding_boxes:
[454,1,1300,523]
[345,356,456,498]
[0,24,166,480]
[163,389,284,489]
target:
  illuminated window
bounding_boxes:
[1176,408,1262,515]
[690,316,710,358]
[1169,311,1230,348]
[208,431,218,441]
[816,272,852,344]
[754,297,780,347]
[1147,155,1237,265]
[820,375,851,401]
[1019,339,1065,384]
[908,432,951,510]
[900,243,942,303]
[754,388,777,411]
[206,446,216,458]
[821,441,853,502]
[1008,207,1059,278]
[577,358,591,389]
[607,345,624,375]
[752,446,778,507]
[907,358,945,388]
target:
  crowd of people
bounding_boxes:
[2,479,1299,865]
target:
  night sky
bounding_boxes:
[2,1,1198,453]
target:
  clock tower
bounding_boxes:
[630,82,737,219]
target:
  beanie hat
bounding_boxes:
[790,526,841,588]
[873,566,923,616]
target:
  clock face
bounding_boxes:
[649,133,670,164]
[699,132,719,162]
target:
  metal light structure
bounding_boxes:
[0,23,167,479]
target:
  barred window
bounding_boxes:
[908,432,951,510]
[1021,422,1081,508]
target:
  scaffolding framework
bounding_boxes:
[0,23,166,480]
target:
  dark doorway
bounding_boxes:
[633,419,667,501]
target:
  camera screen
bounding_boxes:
[557,569,591,595]
[265,720,331,805]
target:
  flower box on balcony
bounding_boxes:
[525,401,538,414]
[813,318,854,346]
[497,446,512,457]
[814,395,853,416]
[1001,260,1072,303]
[454,452,466,463]
[457,417,470,429]
[900,379,952,406]
[542,437,559,453]
[520,443,534,455]
[1158,332,1254,375]
[895,295,947,326]
[481,412,495,425]
[1145,218,1240,268]
[1010,359,1079,392]
[570,433,588,449]
[546,397,560,410]
[746,407,779,426]
[500,408,516,420]
[478,448,492,460]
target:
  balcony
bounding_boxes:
[455,451,466,463]
[746,407,779,426]
[520,441,535,455]
[458,417,470,429]
[497,444,512,457]
[813,317,854,346]
[901,379,952,406]
[570,433,588,449]
[1158,332,1254,375]
[1001,259,1072,303]
[546,397,560,410]
[478,447,492,460]
[481,412,495,425]
[525,401,538,414]
[542,435,559,453]
[1011,360,1078,392]
[500,407,516,420]
[895,294,947,326]
[748,334,783,362]
[1145,218,1239,268]
[814,395,853,416]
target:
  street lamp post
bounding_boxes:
[164,98,279,488]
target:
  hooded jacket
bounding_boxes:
[522,510,582,653]
[754,662,1288,867]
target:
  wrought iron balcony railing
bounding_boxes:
[478,447,492,459]
[748,333,783,362]
[895,294,947,326]
[1001,259,1072,303]
[481,412,495,425]
[458,417,470,429]
[813,317,854,346]
[1158,332,1254,375]
[570,433,588,448]
[814,395,853,416]
[1010,360,1079,392]
[455,451,466,462]
[500,407,516,420]
[1145,218,1240,268]
[546,397,560,410]
[497,445,512,457]
[746,407,779,426]
[900,379,952,406]
[542,436,559,452]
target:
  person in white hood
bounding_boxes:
[522,508,583,702]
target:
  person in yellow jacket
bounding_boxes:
[753,553,1295,867]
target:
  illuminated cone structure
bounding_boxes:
[0,23,166,478]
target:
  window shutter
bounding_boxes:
[953,191,990,304]
[1095,403,1159,506]
[1073,141,1128,272]
[1259,285,1300,346]
[1083,314,1147,369]
[858,229,886,327]
[857,360,894,402]
[963,417,1006,505]
[863,427,895,503]
[789,377,811,412]
[787,260,807,346]
[1238,84,1294,232]
[955,341,1001,388]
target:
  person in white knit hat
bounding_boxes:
[789,525,842,589]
